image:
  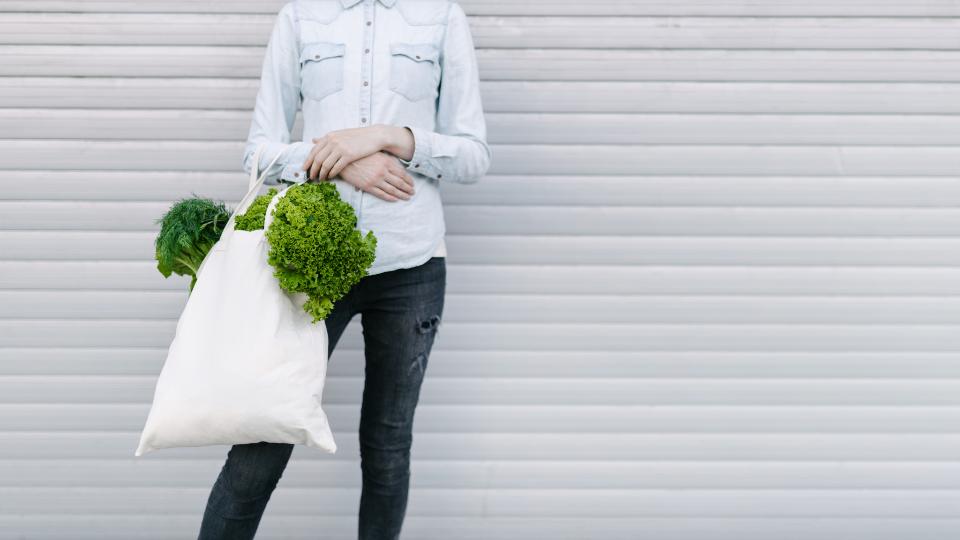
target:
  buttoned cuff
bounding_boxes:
[400,126,444,181]
[279,142,313,184]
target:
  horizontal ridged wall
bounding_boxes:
[1,1,960,539]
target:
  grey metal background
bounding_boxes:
[2,1,960,538]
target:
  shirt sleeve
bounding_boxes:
[241,2,313,186]
[400,2,492,184]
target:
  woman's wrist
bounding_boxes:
[375,124,415,161]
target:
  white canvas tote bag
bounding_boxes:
[135,144,337,456]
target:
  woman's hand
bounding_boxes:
[337,152,415,202]
[302,127,387,181]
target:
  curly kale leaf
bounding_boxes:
[234,188,279,231]
[154,195,232,291]
[265,182,377,322]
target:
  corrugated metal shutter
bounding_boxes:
[2,1,960,538]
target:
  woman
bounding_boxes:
[197,1,490,538]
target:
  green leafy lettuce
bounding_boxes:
[234,188,278,231]
[264,182,377,322]
[154,196,232,291]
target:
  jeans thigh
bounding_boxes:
[323,282,360,359]
[360,257,446,431]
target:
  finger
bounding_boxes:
[384,173,414,196]
[386,164,415,188]
[369,185,399,202]
[378,176,411,200]
[302,142,323,171]
[306,145,327,179]
[318,151,341,180]
[300,152,315,175]
[309,145,333,180]
[327,157,348,179]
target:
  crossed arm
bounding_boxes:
[300,125,416,202]
[243,2,490,203]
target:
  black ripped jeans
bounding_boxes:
[198,256,446,540]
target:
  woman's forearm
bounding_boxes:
[300,124,416,181]
[376,125,416,162]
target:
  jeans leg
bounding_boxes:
[197,441,295,540]
[197,286,360,539]
[355,257,446,540]
[325,285,360,359]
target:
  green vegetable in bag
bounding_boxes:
[266,182,377,322]
[154,196,232,291]
[234,188,279,232]
[238,182,377,322]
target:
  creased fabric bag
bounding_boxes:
[135,145,337,456]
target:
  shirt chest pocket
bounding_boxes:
[299,42,346,102]
[389,42,441,102]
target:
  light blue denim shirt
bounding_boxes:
[242,0,491,275]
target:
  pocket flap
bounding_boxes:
[390,42,439,63]
[300,42,346,64]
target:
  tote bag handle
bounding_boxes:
[233,143,285,220]
[199,144,285,267]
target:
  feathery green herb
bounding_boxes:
[152,184,375,320]
[154,196,232,291]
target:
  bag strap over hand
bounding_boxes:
[207,144,285,250]
[232,143,285,221]
[194,144,286,277]
[248,143,267,192]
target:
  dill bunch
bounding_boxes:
[154,195,232,291]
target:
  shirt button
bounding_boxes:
[361,117,367,123]
[363,81,369,87]
[437,174,442,179]
[355,186,360,192]
[294,172,300,178]
[414,163,420,168]
[364,48,370,54]
[366,21,372,26]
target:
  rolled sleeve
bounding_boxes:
[278,141,314,184]
[399,125,442,180]
[243,140,314,186]
[398,3,491,184]
[241,2,306,186]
